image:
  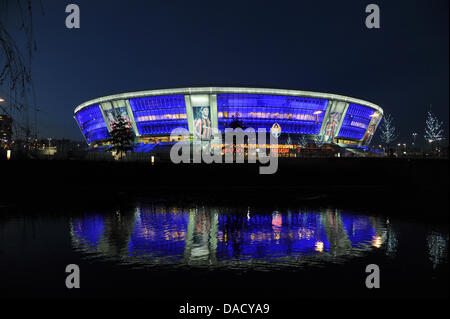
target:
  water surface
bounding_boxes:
[0,200,448,298]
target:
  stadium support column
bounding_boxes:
[186,94,216,136]
[209,94,218,132]
[334,101,350,142]
[318,100,349,144]
[99,101,113,132]
[124,99,140,137]
[185,95,193,136]
[361,111,382,146]
[319,100,333,137]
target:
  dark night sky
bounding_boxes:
[18,0,450,144]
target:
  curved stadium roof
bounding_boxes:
[74,87,383,147]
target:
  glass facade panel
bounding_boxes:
[217,94,328,134]
[337,103,374,140]
[129,95,188,135]
[75,104,110,143]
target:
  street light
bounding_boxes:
[412,132,417,147]
[0,98,5,103]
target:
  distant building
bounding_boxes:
[39,146,57,157]
[0,114,12,146]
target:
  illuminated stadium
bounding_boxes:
[74,87,383,154]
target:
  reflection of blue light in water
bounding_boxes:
[340,214,376,248]
[216,211,331,260]
[72,209,380,264]
[72,215,105,247]
[127,210,190,260]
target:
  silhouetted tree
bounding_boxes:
[109,117,134,159]
[0,0,44,139]
[228,113,247,156]
[229,112,247,130]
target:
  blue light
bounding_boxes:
[74,104,110,143]
[337,103,373,140]
[128,209,190,260]
[129,95,188,135]
[72,215,105,248]
[217,94,328,134]
[71,209,381,265]
[133,143,158,152]
[216,211,330,260]
[341,214,376,248]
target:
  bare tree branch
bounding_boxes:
[0,0,43,140]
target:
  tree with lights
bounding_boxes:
[315,137,323,149]
[109,117,134,159]
[298,135,308,148]
[286,134,292,157]
[424,108,444,154]
[296,135,308,157]
[379,113,398,155]
[286,134,292,146]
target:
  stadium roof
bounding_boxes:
[74,87,383,114]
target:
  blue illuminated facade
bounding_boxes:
[129,95,188,135]
[337,103,374,140]
[217,94,328,135]
[74,104,110,143]
[74,87,383,148]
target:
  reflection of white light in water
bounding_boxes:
[372,236,382,248]
[6,150,11,160]
[151,156,155,165]
[315,241,324,252]
[247,212,250,220]
[427,231,448,269]
[191,246,210,258]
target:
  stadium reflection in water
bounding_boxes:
[70,204,400,270]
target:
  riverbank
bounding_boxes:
[1,157,448,222]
